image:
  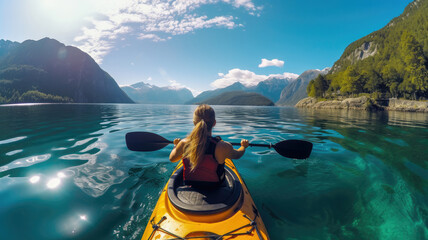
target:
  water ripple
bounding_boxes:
[5,149,23,156]
[0,136,27,145]
[0,154,51,173]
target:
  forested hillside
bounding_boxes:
[307,0,428,100]
[0,38,133,104]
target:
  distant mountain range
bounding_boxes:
[187,76,295,104]
[123,75,311,106]
[185,70,326,106]
[0,38,133,103]
[277,68,330,106]
[0,37,326,106]
[199,91,274,106]
[121,81,193,104]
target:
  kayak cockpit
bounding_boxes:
[167,166,243,215]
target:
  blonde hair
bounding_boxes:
[184,104,216,171]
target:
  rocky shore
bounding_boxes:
[295,97,428,113]
[387,98,428,112]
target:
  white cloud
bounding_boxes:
[258,58,284,68]
[212,68,266,88]
[168,79,186,89]
[73,19,132,63]
[73,0,260,63]
[138,33,167,42]
[232,0,256,10]
[211,68,298,89]
[267,72,299,80]
[168,80,200,97]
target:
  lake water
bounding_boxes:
[0,104,427,240]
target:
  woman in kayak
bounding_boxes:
[169,104,249,187]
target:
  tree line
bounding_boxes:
[0,89,72,104]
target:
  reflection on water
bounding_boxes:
[297,107,428,128]
[0,104,427,240]
[298,108,428,192]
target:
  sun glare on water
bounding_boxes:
[47,178,61,189]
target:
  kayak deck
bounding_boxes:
[141,159,270,240]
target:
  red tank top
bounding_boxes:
[182,136,224,186]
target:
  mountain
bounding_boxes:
[121,82,193,104]
[308,0,428,100]
[0,40,20,59]
[200,91,274,106]
[186,81,247,104]
[187,77,293,104]
[0,37,133,103]
[277,68,330,106]
[251,77,291,102]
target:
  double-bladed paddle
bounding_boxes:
[126,132,312,159]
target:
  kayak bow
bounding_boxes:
[141,158,270,240]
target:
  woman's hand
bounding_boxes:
[173,138,181,146]
[241,139,249,148]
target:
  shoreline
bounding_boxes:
[295,97,428,113]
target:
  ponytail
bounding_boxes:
[184,104,215,171]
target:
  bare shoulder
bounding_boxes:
[215,140,233,163]
[216,140,232,151]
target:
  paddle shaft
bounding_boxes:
[155,140,272,148]
[230,142,272,148]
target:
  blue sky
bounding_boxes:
[0,0,413,95]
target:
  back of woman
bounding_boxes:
[183,136,224,187]
[169,104,249,188]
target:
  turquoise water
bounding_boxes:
[0,104,427,240]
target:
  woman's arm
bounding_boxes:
[216,139,249,162]
[169,138,185,162]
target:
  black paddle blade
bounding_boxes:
[273,140,313,159]
[125,132,172,152]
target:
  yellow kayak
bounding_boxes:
[141,158,270,240]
